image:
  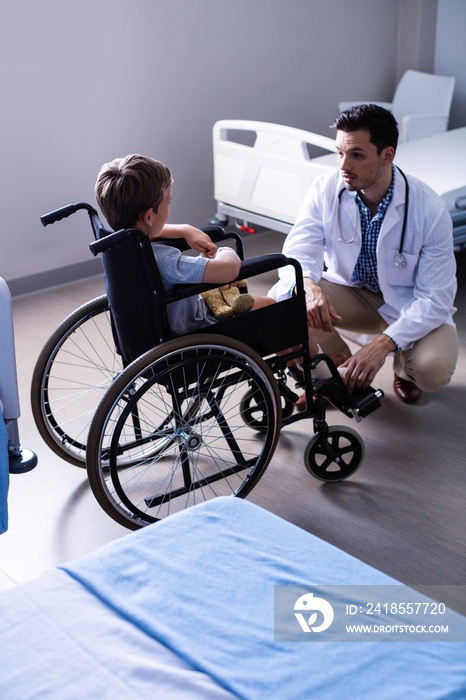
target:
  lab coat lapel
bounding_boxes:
[378,171,405,244]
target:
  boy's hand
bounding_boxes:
[159,224,218,257]
[183,226,218,257]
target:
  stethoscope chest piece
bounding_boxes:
[393,253,407,268]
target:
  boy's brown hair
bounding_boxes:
[95,154,173,230]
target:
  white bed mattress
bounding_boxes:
[1,568,234,699]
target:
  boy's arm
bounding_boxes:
[157,224,218,257]
[201,247,241,284]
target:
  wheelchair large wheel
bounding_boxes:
[31,295,121,467]
[304,425,365,482]
[86,334,282,529]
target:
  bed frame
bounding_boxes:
[212,120,466,250]
[212,119,335,234]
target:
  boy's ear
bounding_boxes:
[140,207,155,225]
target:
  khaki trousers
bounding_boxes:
[310,280,458,392]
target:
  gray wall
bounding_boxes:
[1,0,463,292]
[435,0,466,129]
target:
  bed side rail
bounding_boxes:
[213,119,336,227]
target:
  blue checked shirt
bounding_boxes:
[352,167,396,292]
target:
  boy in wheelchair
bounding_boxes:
[95,153,352,410]
[94,154,277,336]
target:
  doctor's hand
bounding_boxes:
[304,278,342,333]
[340,334,395,392]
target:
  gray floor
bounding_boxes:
[1,230,465,613]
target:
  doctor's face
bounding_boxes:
[335,129,393,194]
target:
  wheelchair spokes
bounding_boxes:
[86,335,282,528]
[31,296,120,467]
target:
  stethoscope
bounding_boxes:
[337,166,409,268]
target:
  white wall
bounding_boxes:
[0,0,458,291]
[435,0,466,129]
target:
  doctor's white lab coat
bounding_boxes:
[275,169,457,351]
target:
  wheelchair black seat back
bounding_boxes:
[95,228,170,367]
[33,202,384,530]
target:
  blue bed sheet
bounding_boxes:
[62,498,466,700]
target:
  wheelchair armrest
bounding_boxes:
[170,253,304,300]
[156,225,245,258]
[89,225,244,258]
[238,253,299,280]
[89,227,143,255]
[239,253,305,294]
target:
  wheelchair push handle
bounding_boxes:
[40,202,107,241]
[40,202,99,227]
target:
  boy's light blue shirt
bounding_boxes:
[152,243,217,335]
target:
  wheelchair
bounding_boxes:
[32,203,384,529]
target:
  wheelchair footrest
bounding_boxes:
[316,376,384,421]
[283,353,384,420]
[349,386,384,418]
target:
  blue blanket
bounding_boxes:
[0,407,9,534]
[62,498,466,700]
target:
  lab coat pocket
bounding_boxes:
[384,249,417,287]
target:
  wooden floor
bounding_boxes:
[1,230,465,612]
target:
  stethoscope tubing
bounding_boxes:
[338,166,409,266]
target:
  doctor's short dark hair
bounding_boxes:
[95,154,173,231]
[332,104,399,154]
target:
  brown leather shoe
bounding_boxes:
[393,374,421,404]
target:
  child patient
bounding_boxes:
[94,154,274,336]
[95,154,340,409]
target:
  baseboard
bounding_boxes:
[7,259,103,298]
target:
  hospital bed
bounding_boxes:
[0,278,37,534]
[1,497,465,699]
[213,120,466,250]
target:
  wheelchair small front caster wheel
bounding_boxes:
[304,425,364,482]
[241,387,291,431]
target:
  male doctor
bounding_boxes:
[273,104,458,404]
